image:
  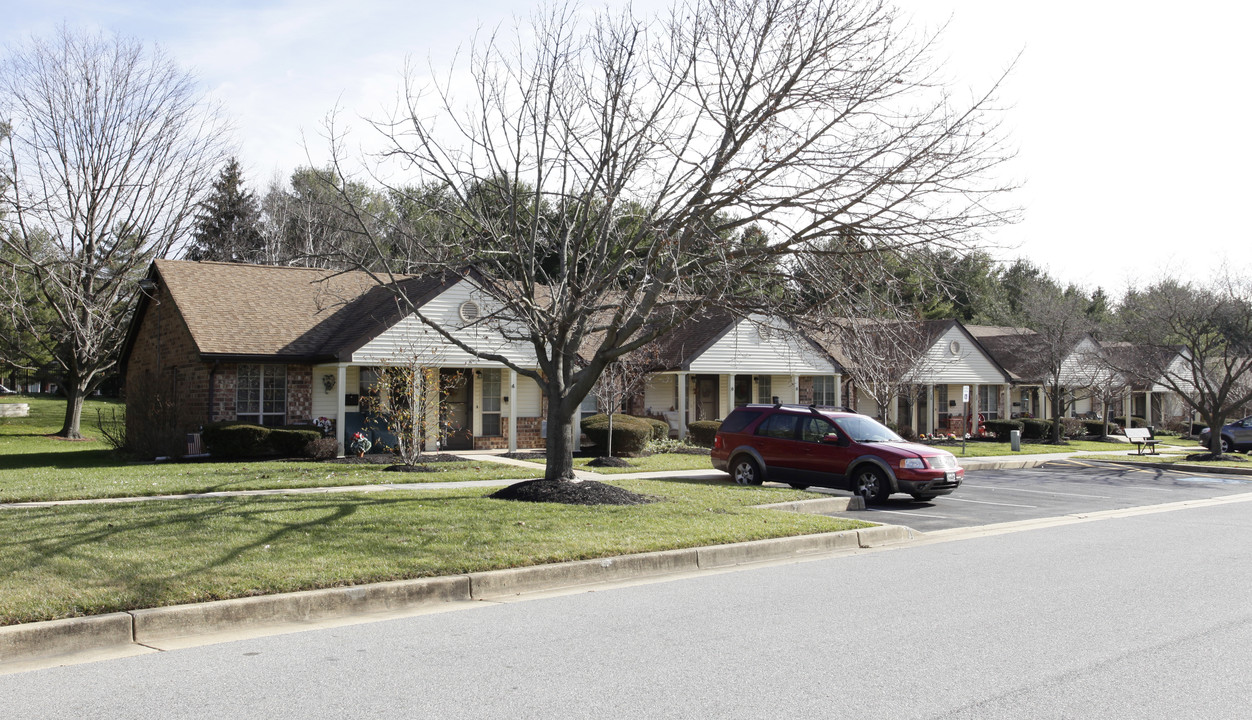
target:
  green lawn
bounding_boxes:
[0,396,541,502]
[0,478,869,625]
[575,452,713,474]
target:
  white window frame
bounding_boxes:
[237,364,287,426]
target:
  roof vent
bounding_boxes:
[459,300,481,324]
[949,340,961,356]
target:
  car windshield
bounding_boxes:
[833,415,903,443]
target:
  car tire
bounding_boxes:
[911,493,938,502]
[789,483,810,490]
[731,456,763,485]
[1221,437,1231,454]
[852,466,891,504]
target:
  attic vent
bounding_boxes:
[459,300,481,323]
[949,340,962,356]
[757,325,773,341]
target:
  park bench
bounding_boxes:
[1123,427,1159,455]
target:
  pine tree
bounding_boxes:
[186,158,262,262]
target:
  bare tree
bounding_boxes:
[1107,277,1252,457]
[809,315,936,428]
[0,27,226,437]
[321,0,1016,482]
[592,342,664,456]
[1013,282,1094,443]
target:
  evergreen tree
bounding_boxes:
[186,158,262,262]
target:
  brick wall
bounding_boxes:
[798,376,814,405]
[470,416,546,450]
[123,284,210,457]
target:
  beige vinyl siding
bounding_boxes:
[686,315,836,375]
[914,325,1007,385]
[644,375,677,413]
[352,279,537,367]
[312,365,361,417]
[514,375,542,418]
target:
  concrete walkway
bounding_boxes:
[0,444,1211,510]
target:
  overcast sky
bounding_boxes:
[7,0,1249,296]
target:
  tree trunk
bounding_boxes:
[58,382,86,440]
[544,397,577,481]
[1204,412,1225,455]
[1049,382,1063,443]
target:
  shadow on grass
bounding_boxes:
[0,448,120,471]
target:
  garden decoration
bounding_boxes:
[349,431,371,457]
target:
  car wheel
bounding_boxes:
[789,483,810,490]
[911,493,938,502]
[731,456,763,485]
[852,466,891,504]
[1221,437,1231,454]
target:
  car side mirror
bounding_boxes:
[822,432,847,446]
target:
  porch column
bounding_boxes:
[572,399,582,452]
[1123,387,1133,427]
[424,369,439,452]
[1146,390,1155,427]
[970,383,979,433]
[1003,383,1011,420]
[727,374,736,415]
[507,369,518,452]
[677,372,689,441]
[926,384,934,434]
[889,390,899,425]
[335,363,347,458]
[909,393,918,432]
[834,375,843,410]
[790,374,799,405]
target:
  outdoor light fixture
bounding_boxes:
[138,278,157,292]
[322,374,336,393]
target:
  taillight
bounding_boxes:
[713,435,723,450]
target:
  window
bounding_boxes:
[937,385,949,419]
[481,369,502,436]
[237,364,287,426]
[800,416,836,443]
[581,393,599,420]
[755,413,798,439]
[812,376,838,407]
[757,376,773,404]
[720,409,763,434]
[978,386,999,420]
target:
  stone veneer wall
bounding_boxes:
[471,416,546,450]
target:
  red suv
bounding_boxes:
[711,404,963,504]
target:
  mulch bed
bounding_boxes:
[586,456,633,468]
[490,479,657,506]
[1184,452,1248,463]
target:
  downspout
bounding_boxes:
[207,361,220,424]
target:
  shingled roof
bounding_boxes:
[123,260,460,365]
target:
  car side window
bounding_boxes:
[800,416,836,443]
[720,410,763,434]
[756,414,799,439]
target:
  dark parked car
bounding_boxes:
[711,404,963,504]
[1199,417,1252,454]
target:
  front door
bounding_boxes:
[440,369,473,450]
[694,375,719,421]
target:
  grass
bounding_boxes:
[0,396,542,503]
[575,452,713,474]
[0,478,870,625]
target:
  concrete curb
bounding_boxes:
[755,496,865,514]
[0,523,902,669]
[959,458,1054,471]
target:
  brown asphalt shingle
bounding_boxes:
[153,260,454,361]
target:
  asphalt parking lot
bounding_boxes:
[820,460,1252,532]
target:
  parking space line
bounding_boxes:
[865,509,949,519]
[942,497,1037,508]
[960,484,1111,499]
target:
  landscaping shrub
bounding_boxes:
[305,437,339,460]
[581,414,653,456]
[1191,422,1207,436]
[1059,417,1086,439]
[638,416,671,440]
[201,423,271,458]
[269,427,322,457]
[982,419,1023,441]
[1020,418,1053,440]
[1083,420,1108,436]
[687,420,722,448]
[1112,416,1147,429]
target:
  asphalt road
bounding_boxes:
[826,459,1252,531]
[6,462,1252,719]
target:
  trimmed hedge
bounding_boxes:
[982,419,1024,441]
[1083,420,1109,436]
[1020,418,1053,440]
[640,417,671,440]
[201,423,271,458]
[1113,416,1148,429]
[270,427,322,457]
[582,414,653,456]
[687,420,723,448]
